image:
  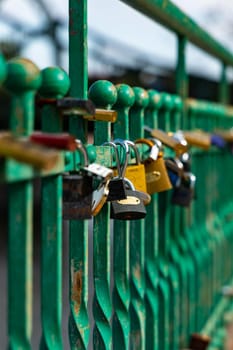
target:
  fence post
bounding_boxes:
[4,58,41,349]
[128,86,149,350]
[112,84,135,350]
[89,80,118,349]
[38,67,70,349]
[144,90,161,350]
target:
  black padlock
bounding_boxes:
[171,172,196,207]
[103,141,127,202]
[189,333,210,350]
[62,171,93,220]
[110,179,147,220]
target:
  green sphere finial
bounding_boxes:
[114,84,135,107]
[4,57,42,93]
[38,67,70,98]
[172,95,182,111]
[147,90,162,109]
[0,54,7,85]
[160,92,174,110]
[88,80,117,108]
[132,87,149,108]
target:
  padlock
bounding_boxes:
[189,333,210,350]
[123,140,147,193]
[62,172,93,220]
[135,138,172,194]
[0,135,59,170]
[144,125,188,155]
[80,144,113,216]
[86,163,114,215]
[83,108,117,123]
[103,141,127,202]
[62,140,93,220]
[37,97,95,116]
[165,157,183,187]
[171,171,196,207]
[30,132,77,151]
[182,130,211,150]
[92,178,111,216]
[110,178,147,220]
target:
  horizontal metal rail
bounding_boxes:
[120,0,233,66]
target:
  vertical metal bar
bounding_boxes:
[168,96,183,350]
[39,67,70,349]
[128,87,149,350]
[88,80,117,349]
[112,84,135,350]
[4,58,41,349]
[68,0,90,348]
[176,35,188,102]
[219,64,229,104]
[176,34,191,347]
[157,93,173,350]
[144,90,160,350]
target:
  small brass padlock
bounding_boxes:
[135,138,172,194]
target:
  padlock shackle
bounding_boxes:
[124,140,142,166]
[135,137,162,160]
[75,139,89,167]
[103,141,121,175]
[113,138,130,178]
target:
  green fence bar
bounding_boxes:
[68,0,89,348]
[89,80,117,349]
[112,84,134,350]
[39,67,70,349]
[144,90,160,350]
[128,87,148,350]
[120,0,233,67]
[157,93,174,350]
[4,58,42,349]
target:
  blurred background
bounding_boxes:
[1,0,233,99]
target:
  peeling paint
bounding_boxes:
[71,269,82,315]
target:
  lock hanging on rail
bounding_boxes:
[170,152,196,207]
[103,141,127,202]
[62,140,93,220]
[110,139,147,220]
[120,140,147,194]
[135,138,172,194]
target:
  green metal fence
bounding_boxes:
[1,0,233,349]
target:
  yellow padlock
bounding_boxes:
[123,140,147,194]
[135,138,172,194]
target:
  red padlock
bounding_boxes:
[30,132,77,151]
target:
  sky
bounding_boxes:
[1,0,233,80]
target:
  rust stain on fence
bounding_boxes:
[71,269,82,315]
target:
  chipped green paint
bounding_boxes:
[89,80,117,350]
[38,67,70,350]
[112,84,134,350]
[4,58,41,350]
[68,0,90,348]
[144,90,160,350]
[128,87,149,350]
